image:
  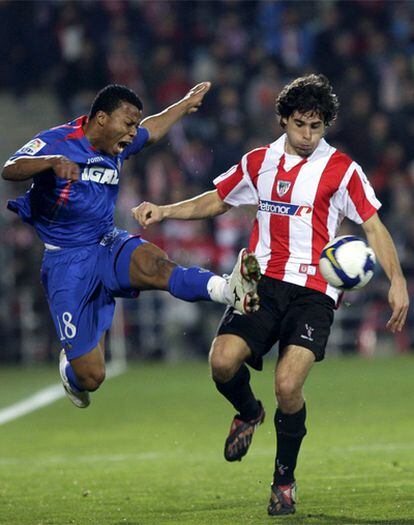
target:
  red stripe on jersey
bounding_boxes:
[306,151,353,293]
[346,170,378,221]
[249,218,260,253]
[64,116,88,141]
[51,181,73,217]
[265,155,307,279]
[216,163,244,201]
[246,147,269,189]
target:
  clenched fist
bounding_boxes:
[50,156,79,181]
[131,201,165,228]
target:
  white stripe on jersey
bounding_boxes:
[254,147,275,272]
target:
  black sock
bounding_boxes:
[273,403,307,485]
[214,364,260,421]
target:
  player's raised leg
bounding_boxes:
[59,333,106,408]
[122,242,260,314]
[268,345,314,516]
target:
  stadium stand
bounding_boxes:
[1,0,413,361]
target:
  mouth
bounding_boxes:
[297,145,312,155]
[115,140,132,153]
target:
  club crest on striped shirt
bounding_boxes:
[277,180,291,197]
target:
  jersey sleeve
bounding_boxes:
[5,129,65,165]
[122,126,150,159]
[341,163,382,224]
[213,152,259,207]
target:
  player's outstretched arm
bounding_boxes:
[140,82,211,144]
[131,189,231,228]
[362,213,409,333]
[2,155,79,182]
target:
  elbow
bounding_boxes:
[1,166,14,181]
[145,129,159,144]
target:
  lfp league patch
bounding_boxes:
[17,138,47,156]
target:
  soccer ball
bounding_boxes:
[319,235,376,290]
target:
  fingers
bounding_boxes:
[53,157,79,181]
[190,81,211,94]
[131,202,160,228]
[386,305,409,333]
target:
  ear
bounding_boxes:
[95,110,107,127]
[280,117,287,129]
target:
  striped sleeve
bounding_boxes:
[213,148,267,207]
[342,163,381,224]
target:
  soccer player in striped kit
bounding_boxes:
[132,74,409,516]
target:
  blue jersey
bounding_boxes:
[7,116,149,247]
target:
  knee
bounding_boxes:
[209,339,240,382]
[275,376,302,404]
[132,244,173,289]
[78,367,106,391]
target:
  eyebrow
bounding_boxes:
[294,118,322,125]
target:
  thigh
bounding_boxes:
[99,229,148,296]
[101,229,176,293]
[279,289,335,362]
[42,249,115,360]
[216,277,283,370]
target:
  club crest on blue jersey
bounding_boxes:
[277,180,291,197]
[81,167,119,185]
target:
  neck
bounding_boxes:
[284,140,302,157]
[285,139,302,157]
[83,120,104,151]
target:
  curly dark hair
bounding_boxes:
[89,84,143,119]
[276,74,339,127]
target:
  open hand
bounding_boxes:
[183,82,211,113]
[386,277,409,333]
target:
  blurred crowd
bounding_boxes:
[1,0,414,361]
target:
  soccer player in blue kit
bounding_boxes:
[2,82,260,409]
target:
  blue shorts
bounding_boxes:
[41,228,146,360]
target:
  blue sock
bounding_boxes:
[65,362,83,392]
[168,266,215,302]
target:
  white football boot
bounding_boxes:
[59,350,90,408]
[226,248,261,314]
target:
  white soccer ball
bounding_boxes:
[319,235,376,291]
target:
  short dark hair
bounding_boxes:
[276,74,339,127]
[89,84,143,119]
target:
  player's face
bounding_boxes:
[99,102,142,155]
[282,111,325,157]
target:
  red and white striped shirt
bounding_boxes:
[214,134,381,302]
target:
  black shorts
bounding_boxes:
[216,276,335,370]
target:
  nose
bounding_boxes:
[129,127,137,138]
[303,126,312,141]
